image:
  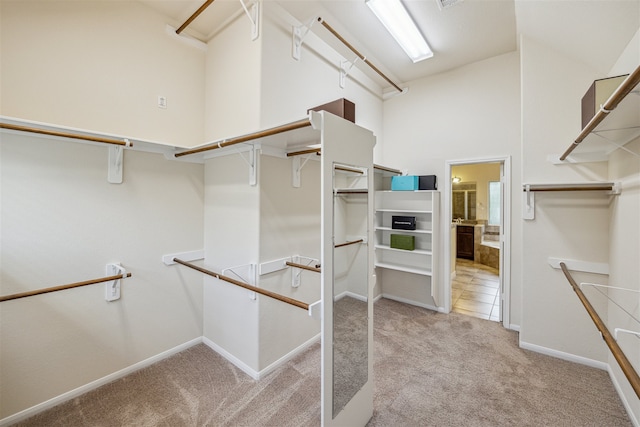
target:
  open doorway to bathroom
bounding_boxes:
[444,157,511,327]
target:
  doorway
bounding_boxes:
[443,157,511,328]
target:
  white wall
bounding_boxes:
[381,52,522,326]
[0,134,204,418]
[519,35,611,361]
[258,155,321,369]
[0,1,205,147]
[607,28,640,423]
[203,153,261,372]
[204,13,262,142]
[260,2,384,161]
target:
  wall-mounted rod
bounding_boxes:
[335,165,364,174]
[373,164,402,175]
[176,0,215,34]
[175,118,312,158]
[335,189,368,195]
[0,123,132,147]
[318,17,402,93]
[287,147,321,157]
[335,239,364,248]
[560,64,640,161]
[286,261,321,273]
[522,182,617,192]
[0,273,132,302]
[173,258,309,310]
[559,262,640,399]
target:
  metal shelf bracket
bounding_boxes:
[239,0,260,41]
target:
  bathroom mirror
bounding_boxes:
[332,162,369,418]
[452,182,477,220]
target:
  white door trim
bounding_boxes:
[443,156,511,329]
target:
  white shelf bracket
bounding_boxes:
[340,56,362,89]
[614,328,640,340]
[239,0,260,41]
[105,263,126,302]
[292,154,313,188]
[308,299,322,320]
[292,16,318,60]
[523,184,535,220]
[290,255,320,288]
[223,263,257,300]
[107,144,126,184]
[233,145,258,186]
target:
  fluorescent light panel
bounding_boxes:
[366,0,433,63]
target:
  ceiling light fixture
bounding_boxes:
[365,0,433,63]
[452,176,461,183]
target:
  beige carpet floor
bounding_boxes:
[15,298,631,426]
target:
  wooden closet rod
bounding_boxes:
[175,118,312,158]
[0,123,132,147]
[286,261,321,273]
[173,258,309,310]
[317,17,403,93]
[287,147,321,157]
[335,165,364,174]
[522,183,616,192]
[0,273,132,302]
[373,164,402,175]
[560,65,640,161]
[559,262,640,399]
[176,0,215,34]
[335,239,364,248]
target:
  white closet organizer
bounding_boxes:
[0,110,376,427]
[374,189,440,310]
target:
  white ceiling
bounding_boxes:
[139,0,639,88]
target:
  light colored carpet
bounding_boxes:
[15,298,630,426]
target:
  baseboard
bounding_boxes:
[202,333,321,381]
[257,333,321,379]
[509,324,521,332]
[608,365,640,427]
[518,340,608,371]
[334,291,367,302]
[381,294,441,313]
[0,337,202,427]
[202,337,260,380]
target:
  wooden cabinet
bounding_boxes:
[456,225,474,260]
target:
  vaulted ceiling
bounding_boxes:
[140,0,639,88]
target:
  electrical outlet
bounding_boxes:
[158,96,167,109]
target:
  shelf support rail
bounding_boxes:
[560,64,640,161]
[580,282,640,326]
[522,182,620,220]
[559,262,640,399]
[335,238,365,248]
[173,258,311,312]
[294,17,403,92]
[0,270,132,303]
[174,118,312,158]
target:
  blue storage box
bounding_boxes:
[391,175,419,191]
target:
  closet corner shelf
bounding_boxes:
[559,64,640,163]
[375,245,432,256]
[376,208,431,214]
[375,226,432,234]
[374,262,433,276]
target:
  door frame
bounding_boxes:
[443,156,511,329]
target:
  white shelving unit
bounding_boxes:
[374,190,440,309]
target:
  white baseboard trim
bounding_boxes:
[381,294,441,313]
[0,337,202,427]
[258,334,321,379]
[518,340,608,371]
[202,337,260,380]
[334,291,367,302]
[509,324,521,332]
[373,293,383,303]
[608,365,640,427]
[202,333,321,381]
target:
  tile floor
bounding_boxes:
[451,258,500,322]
